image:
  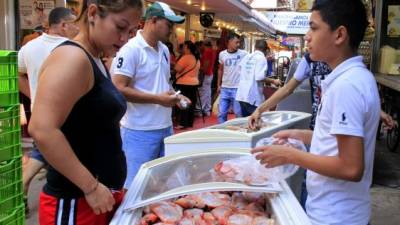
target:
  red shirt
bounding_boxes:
[200,47,216,75]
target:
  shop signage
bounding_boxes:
[294,0,314,11]
[241,0,277,9]
[388,5,400,37]
[204,28,222,38]
[19,0,55,29]
[263,11,311,35]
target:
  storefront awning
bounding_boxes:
[146,0,276,35]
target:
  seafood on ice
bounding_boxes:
[139,192,275,225]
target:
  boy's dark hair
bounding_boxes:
[312,0,368,51]
[255,40,268,52]
[227,32,240,41]
[48,7,74,26]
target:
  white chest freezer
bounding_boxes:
[111,149,311,225]
[165,111,311,156]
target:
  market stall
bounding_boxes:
[110,149,311,225]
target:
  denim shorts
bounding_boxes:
[29,148,47,164]
[121,126,173,189]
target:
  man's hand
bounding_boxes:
[248,109,262,130]
[381,111,397,130]
[176,94,192,109]
[158,91,180,107]
[273,79,282,87]
[217,86,221,95]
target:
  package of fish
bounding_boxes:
[140,191,275,225]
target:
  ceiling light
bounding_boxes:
[192,3,200,7]
[186,0,192,5]
[201,4,206,11]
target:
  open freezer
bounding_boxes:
[111,149,311,225]
[165,111,311,156]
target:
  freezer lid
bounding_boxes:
[208,111,311,133]
[164,111,311,144]
[123,149,283,212]
[164,129,251,144]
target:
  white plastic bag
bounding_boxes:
[254,137,307,181]
[210,137,307,184]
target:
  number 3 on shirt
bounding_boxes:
[117,57,124,68]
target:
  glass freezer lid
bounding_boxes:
[124,150,282,211]
[208,111,310,133]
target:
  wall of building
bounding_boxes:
[0,0,16,50]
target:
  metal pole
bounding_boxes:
[371,0,383,73]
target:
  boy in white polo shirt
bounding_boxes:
[252,0,380,224]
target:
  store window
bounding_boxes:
[375,0,400,75]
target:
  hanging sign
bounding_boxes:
[19,0,55,29]
[388,5,400,37]
[204,28,222,38]
[294,0,314,11]
[264,11,311,35]
[241,0,277,9]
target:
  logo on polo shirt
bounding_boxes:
[339,112,348,125]
[117,57,124,68]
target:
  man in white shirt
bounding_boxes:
[252,0,380,224]
[18,7,78,211]
[111,2,190,189]
[217,32,248,123]
[236,40,281,117]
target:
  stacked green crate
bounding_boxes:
[0,51,24,225]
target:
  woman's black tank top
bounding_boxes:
[44,41,127,198]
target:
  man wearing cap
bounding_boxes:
[112,1,190,189]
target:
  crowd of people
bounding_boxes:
[16,0,397,225]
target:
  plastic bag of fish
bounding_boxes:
[211,137,307,185]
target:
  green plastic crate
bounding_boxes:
[0,51,17,78]
[0,51,18,107]
[0,158,23,213]
[0,144,21,164]
[0,204,24,225]
[0,105,20,149]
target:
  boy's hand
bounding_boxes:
[251,145,295,168]
[272,129,308,144]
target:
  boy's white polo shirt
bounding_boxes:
[111,30,172,130]
[307,56,380,225]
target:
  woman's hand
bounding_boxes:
[84,182,115,215]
